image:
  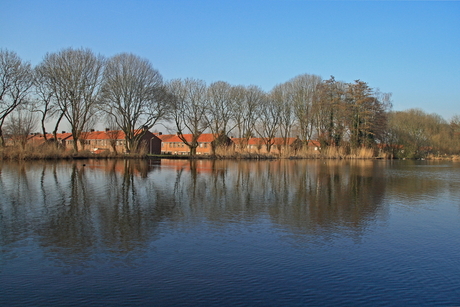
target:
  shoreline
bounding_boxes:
[1,152,459,161]
[1,144,459,161]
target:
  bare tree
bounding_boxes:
[288,74,322,143]
[99,53,168,153]
[231,85,264,149]
[167,78,209,156]
[38,48,104,152]
[254,92,281,153]
[271,82,294,146]
[0,49,34,146]
[387,109,452,158]
[450,115,460,134]
[206,81,235,152]
[33,63,66,142]
[4,110,37,149]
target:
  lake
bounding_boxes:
[1,159,460,306]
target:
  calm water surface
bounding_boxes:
[1,159,460,306]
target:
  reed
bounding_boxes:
[427,154,460,161]
[213,146,279,159]
[1,143,70,160]
[1,142,410,160]
[349,147,375,159]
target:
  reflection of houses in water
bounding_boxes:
[79,159,159,178]
[0,159,389,260]
[159,159,225,174]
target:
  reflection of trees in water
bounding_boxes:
[267,160,387,236]
[168,160,387,235]
[38,163,97,258]
[0,160,173,265]
[0,159,394,261]
[0,162,38,247]
[35,159,175,263]
[384,160,460,203]
[97,159,172,254]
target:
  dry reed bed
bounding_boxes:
[214,146,380,160]
[1,144,458,160]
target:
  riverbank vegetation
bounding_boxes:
[1,47,459,160]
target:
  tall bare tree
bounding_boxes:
[33,63,66,142]
[100,53,168,153]
[288,74,322,143]
[231,85,264,149]
[271,82,294,146]
[38,48,104,152]
[254,92,281,153]
[167,78,209,156]
[206,81,235,152]
[0,49,34,146]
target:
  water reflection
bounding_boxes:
[159,160,388,232]
[2,159,458,260]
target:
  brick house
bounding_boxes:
[158,133,231,155]
[64,129,162,154]
[28,132,73,147]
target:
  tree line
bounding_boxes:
[1,47,459,158]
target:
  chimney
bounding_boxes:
[62,131,66,134]
[158,132,162,135]
[90,129,95,132]
[105,128,109,132]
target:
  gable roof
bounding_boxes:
[158,133,218,143]
[28,132,72,142]
[65,129,156,141]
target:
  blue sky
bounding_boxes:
[1,0,459,120]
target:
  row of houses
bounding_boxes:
[26,129,320,155]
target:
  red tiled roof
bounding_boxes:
[157,134,178,142]
[307,140,321,147]
[65,129,154,141]
[28,132,72,141]
[230,138,246,145]
[158,133,218,143]
[272,138,298,146]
